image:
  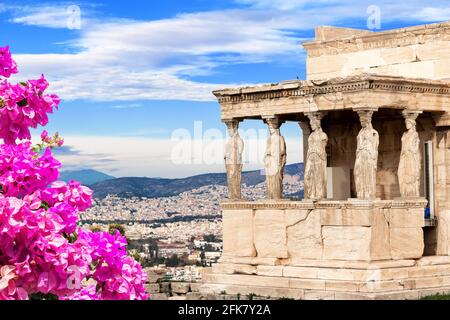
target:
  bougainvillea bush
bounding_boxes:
[0,46,148,300]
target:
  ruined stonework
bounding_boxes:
[203,21,450,300]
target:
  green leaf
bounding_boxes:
[39,201,50,210]
[17,98,28,107]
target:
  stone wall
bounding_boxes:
[303,22,450,80]
[144,269,201,300]
[222,200,426,263]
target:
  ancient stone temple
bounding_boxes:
[198,21,450,300]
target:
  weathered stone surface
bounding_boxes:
[390,227,424,259]
[413,276,446,289]
[145,270,164,283]
[370,209,391,260]
[169,295,187,300]
[212,263,257,275]
[322,226,371,260]
[289,278,326,290]
[373,291,419,300]
[418,287,450,299]
[222,209,256,257]
[219,255,281,266]
[185,292,204,300]
[190,283,202,292]
[417,256,450,266]
[203,273,290,288]
[171,282,191,294]
[359,279,405,293]
[435,59,450,79]
[304,290,335,300]
[149,293,169,300]
[317,268,361,281]
[408,265,450,278]
[256,266,283,277]
[285,209,310,225]
[287,209,323,259]
[288,258,415,269]
[325,280,359,292]
[389,208,425,228]
[146,283,160,293]
[283,266,318,279]
[200,284,305,300]
[253,210,288,258]
[437,210,450,256]
[160,282,171,294]
[344,209,374,226]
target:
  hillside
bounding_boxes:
[90,163,304,199]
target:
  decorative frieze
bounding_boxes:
[302,21,450,57]
[213,75,450,107]
[221,199,427,210]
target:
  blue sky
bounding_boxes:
[0,0,449,177]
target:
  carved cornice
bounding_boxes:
[302,22,450,57]
[221,199,428,210]
[391,198,428,208]
[221,201,315,210]
[213,75,450,105]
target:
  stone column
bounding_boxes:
[224,119,244,200]
[354,108,379,199]
[264,117,286,200]
[304,112,328,200]
[398,110,422,198]
[298,120,311,166]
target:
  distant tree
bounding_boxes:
[166,254,180,267]
[108,223,126,236]
[203,234,220,243]
[200,250,206,267]
[90,225,103,233]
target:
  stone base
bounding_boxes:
[198,256,450,300]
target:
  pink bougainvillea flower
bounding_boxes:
[0,46,148,300]
[0,46,18,78]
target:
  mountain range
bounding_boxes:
[60,163,304,199]
[59,169,115,186]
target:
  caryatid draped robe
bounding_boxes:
[224,134,244,200]
[264,131,286,199]
[304,129,328,199]
[398,128,420,197]
[354,126,379,199]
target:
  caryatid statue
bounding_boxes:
[398,111,421,198]
[264,117,286,200]
[224,119,244,200]
[304,112,328,200]
[354,109,379,199]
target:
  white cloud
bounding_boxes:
[111,103,143,109]
[55,135,302,178]
[11,5,76,29]
[5,1,450,102]
[413,7,450,21]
